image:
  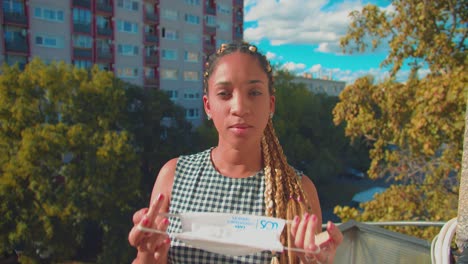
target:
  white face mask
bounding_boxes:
[175,212,286,256]
[138,212,322,256]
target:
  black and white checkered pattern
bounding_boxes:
[167,148,274,263]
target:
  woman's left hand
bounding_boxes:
[290,213,343,264]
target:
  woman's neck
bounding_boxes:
[211,143,263,178]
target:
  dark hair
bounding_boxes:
[203,41,275,95]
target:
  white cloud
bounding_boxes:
[244,0,392,54]
[282,62,307,72]
[265,51,277,60]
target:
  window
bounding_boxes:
[35,34,63,48]
[161,49,177,60]
[73,60,92,69]
[161,69,178,80]
[34,7,64,22]
[183,90,201,100]
[117,67,138,78]
[184,0,200,5]
[73,8,91,24]
[184,51,199,62]
[144,67,157,78]
[162,9,178,20]
[117,0,139,11]
[117,20,138,33]
[184,33,200,44]
[185,108,200,119]
[166,90,178,100]
[117,44,139,56]
[3,0,24,14]
[161,28,178,40]
[205,15,216,26]
[183,71,199,81]
[96,16,111,28]
[72,35,92,48]
[184,14,200,24]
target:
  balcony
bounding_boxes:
[204,24,216,35]
[97,27,112,36]
[144,12,158,24]
[235,14,243,22]
[144,77,159,87]
[73,48,92,59]
[73,0,91,8]
[96,1,113,14]
[234,0,243,6]
[73,22,91,34]
[205,6,216,15]
[144,34,158,44]
[96,48,113,61]
[3,11,28,26]
[4,39,28,53]
[144,55,159,65]
[203,42,215,54]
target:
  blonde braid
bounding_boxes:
[262,119,312,264]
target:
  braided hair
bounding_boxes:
[204,42,314,264]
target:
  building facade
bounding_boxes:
[0,0,244,126]
[292,75,346,97]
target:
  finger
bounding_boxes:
[290,215,300,238]
[327,221,343,245]
[154,237,171,261]
[147,193,165,224]
[133,208,149,225]
[304,214,317,249]
[294,213,310,248]
[128,215,151,248]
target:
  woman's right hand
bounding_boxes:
[128,194,171,264]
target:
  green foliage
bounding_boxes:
[0,59,139,262]
[334,0,467,240]
[272,70,369,183]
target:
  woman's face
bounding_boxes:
[203,51,275,147]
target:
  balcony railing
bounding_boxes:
[204,24,216,35]
[3,11,28,25]
[145,55,159,65]
[144,34,158,44]
[73,0,91,8]
[96,49,113,61]
[97,27,112,36]
[205,6,216,15]
[73,23,91,34]
[144,77,159,87]
[145,12,158,23]
[4,40,28,53]
[73,48,92,59]
[96,2,113,13]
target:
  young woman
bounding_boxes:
[128,42,343,264]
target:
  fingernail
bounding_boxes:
[142,216,149,226]
[304,213,310,221]
[311,215,317,222]
[163,218,170,225]
[293,216,299,224]
[164,238,171,244]
[157,193,164,201]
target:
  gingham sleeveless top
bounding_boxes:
[167,148,274,263]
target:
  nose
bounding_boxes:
[230,92,250,117]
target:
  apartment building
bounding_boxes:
[292,74,346,97]
[0,0,244,126]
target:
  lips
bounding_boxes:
[229,124,251,129]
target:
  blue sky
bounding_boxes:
[243,0,406,84]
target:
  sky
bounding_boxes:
[243,0,405,84]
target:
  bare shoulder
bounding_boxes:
[149,158,178,212]
[301,175,323,228]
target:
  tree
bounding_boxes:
[0,59,141,263]
[333,0,467,240]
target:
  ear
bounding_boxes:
[203,94,211,117]
[269,95,276,115]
